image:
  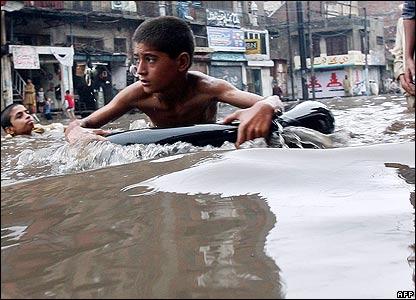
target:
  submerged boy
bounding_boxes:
[1,103,65,137]
[66,16,284,147]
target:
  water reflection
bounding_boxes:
[1,152,283,298]
[385,162,415,285]
[129,143,415,298]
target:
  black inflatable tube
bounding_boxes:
[106,101,335,147]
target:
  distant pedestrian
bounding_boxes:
[37,87,45,114]
[24,79,37,114]
[44,98,53,120]
[273,83,283,98]
[64,90,76,120]
[342,75,352,97]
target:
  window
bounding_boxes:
[204,1,233,11]
[326,35,347,56]
[73,1,92,11]
[376,36,384,45]
[306,37,321,58]
[114,38,127,53]
[14,34,51,46]
[68,36,104,50]
[360,30,369,54]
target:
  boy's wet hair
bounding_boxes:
[1,103,19,130]
[133,16,194,67]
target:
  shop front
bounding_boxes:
[8,45,74,110]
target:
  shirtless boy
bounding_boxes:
[65,16,283,147]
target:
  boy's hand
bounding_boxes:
[404,58,415,96]
[65,120,111,144]
[399,74,415,95]
[223,101,275,148]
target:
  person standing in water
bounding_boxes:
[391,7,415,110]
[37,87,45,114]
[401,1,415,93]
[23,79,37,114]
[342,75,352,97]
[64,90,76,120]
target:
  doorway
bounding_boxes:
[247,69,262,95]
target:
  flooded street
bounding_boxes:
[1,95,415,298]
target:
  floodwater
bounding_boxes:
[1,95,415,298]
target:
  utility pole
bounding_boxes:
[307,1,315,100]
[285,1,295,100]
[296,1,308,100]
[363,7,369,96]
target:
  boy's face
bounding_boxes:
[133,43,182,93]
[5,105,34,136]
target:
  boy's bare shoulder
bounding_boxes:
[188,71,230,94]
[120,81,150,103]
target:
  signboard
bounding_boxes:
[210,66,242,89]
[12,46,40,69]
[245,39,261,55]
[306,69,348,98]
[206,8,241,28]
[207,27,245,52]
[111,1,136,12]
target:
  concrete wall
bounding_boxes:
[12,16,137,55]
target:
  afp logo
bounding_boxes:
[397,291,415,298]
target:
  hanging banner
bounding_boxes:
[12,46,40,69]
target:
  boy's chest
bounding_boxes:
[138,96,217,126]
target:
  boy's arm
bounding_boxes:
[209,78,284,147]
[65,82,141,144]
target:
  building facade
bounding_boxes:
[1,1,275,113]
[266,1,387,99]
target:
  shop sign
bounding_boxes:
[206,8,241,28]
[12,46,40,69]
[245,39,261,55]
[111,1,136,12]
[210,66,242,89]
[295,52,368,70]
[306,69,347,98]
[308,54,350,68]
[207,27,245,52]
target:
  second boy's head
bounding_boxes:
[1,104,34,136]
[131,16,195,92]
